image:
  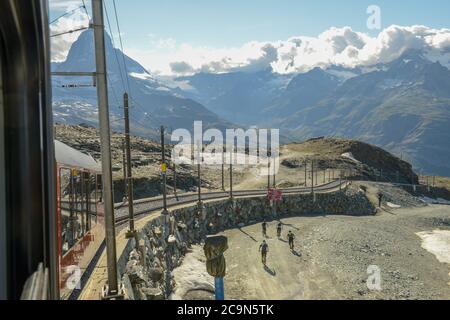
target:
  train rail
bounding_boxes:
[114,180,347,226]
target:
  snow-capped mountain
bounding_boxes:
[278,50,450,176]
[53,31,450,175]
[52,30,232,139]
[172,50,450,175]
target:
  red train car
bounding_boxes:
[55,140,105,299]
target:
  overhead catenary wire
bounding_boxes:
[112,0,132,94]
[104,1,127,94]
[49,4,87,25]
[104,1,156,132]
[50,26,89,38]
[81,0,91,19]
[54,1,156,135]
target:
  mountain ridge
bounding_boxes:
[175,50,450,175]
[52,30,233,140]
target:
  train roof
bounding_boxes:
[54,140,101,173]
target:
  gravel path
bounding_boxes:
[177,205,450,300]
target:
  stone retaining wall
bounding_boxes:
[122,189,375,300]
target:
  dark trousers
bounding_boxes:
[261,252,267,264]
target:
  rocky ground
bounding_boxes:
[55,124,450,202]
[172,183,450,300]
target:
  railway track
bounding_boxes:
[114,180,347,226]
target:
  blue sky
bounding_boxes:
[50,0,450,47]
[49,1,450,74]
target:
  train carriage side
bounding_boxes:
[55,140,105,299]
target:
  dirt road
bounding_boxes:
[185,205,450,300]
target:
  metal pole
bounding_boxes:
[124,93,136,238]
[273,159,276,189]
[161,126,170,297]
[311,160,314,194]
[229,151,233,199]
[122,139,127,200]
[92,0,120,298]
[215,277,225,300]
[173,163,178,199]
[221,163,225,191]
[197,141,202,205]
[268,160,271,190]
[315,167,318,186]
[161,126,168,212]
[304,159,307,187]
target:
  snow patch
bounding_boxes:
[341,152,361,164]
[419,197,450,205]
[417,230,450,264]
[379,78,404,90]
[325,69,358,81]
[129,72,154,81]
[171,245,214,300]
[386,202,401,209]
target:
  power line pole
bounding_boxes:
[273,159,276,189]
[161,126,171,298]
[161,126,168,213]
[197,140,202,206]
[92,0,121,299]
[124,93,136,238]
[315,167,318,186]
[122,138,127,200]
[221,163,225,191]
[268,160,271,190]
[173,162,178,200]
[229,150,233,199]
[304,159,307,187]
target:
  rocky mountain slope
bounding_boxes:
[281,51,450,176]
[56,124,441,201]
[278,137,418,185]
[173,50,450,176]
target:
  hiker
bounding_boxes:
[276,222,283,238]
[259,240,269,265]
[377,192,383,207]
[287,231,296,251]
[262,220,267,237]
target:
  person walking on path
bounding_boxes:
[377,192,383,208]
[276,222,282,238]
[287,231,296,251]
[262,220,267,238]
[259,240,269,265]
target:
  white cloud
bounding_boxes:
[124,25,450,76]
[50,18,450,75]
[50,9,90,62]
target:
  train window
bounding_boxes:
[0,39,7,299]
[59,168,101,256]
[59,168,71,254]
